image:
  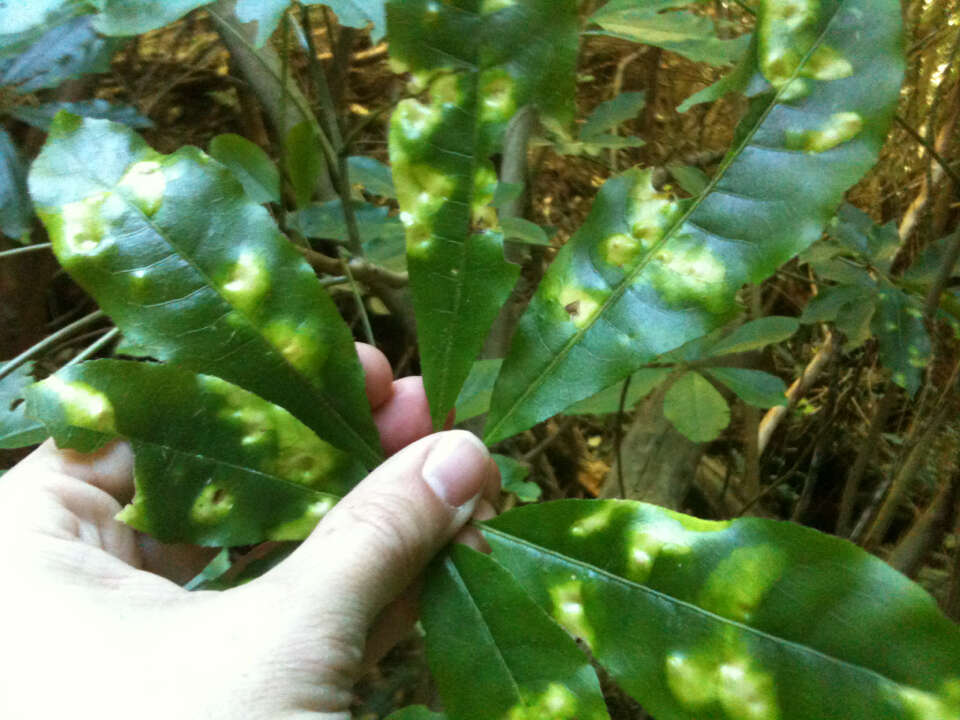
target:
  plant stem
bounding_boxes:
[0,243,51,259]
[894,115,960,188]
[924,226,960,322]
[614,375,632,499]
[0,310,105,383]
[339,248,375,345]
[296,246,407,288]
[837,385,898,536]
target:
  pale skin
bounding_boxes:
[0,344,500,719]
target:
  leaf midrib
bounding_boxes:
[71,160,381,467]
[485,2,851,442]
[481,523,923,698]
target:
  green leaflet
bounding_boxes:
[422,544,609,720]
[29,115,381,468]
[483,500,960,720]
[25,360,364,545]
[872,283,930,396]
[492,453,540,502]
[387,0,578,428]
[485,0,904,443]
[385,708,446,720]
[209,134,281,204]
[663,371,729,443]
[0,128,31,241]
[566,367,672,415]
[10,100,153,130]
[706,316,799,357]
[706,367,788,409]
[0,362,48,449]
[90,0,211,36]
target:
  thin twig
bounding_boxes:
[66,327,120,366]
[0,311,105,383]
[521,418,574,464]
[0,243,51,259]
[296,246,408,288]
[895,115,960,188]
[338,248,375,345]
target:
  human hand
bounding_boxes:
[0,344,500,719]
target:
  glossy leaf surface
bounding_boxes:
[91,0,211,36]
[25,360,364,545]
[662,371,729,442]
[347,155,395,199]
[422,544,609,720]
[0,15,121,91]
[29,115,381,467]
[706,316,799,357]
[872,283,930,396]
[209,133,281,204]
[388,0,578,428]
[483,500,960,720]
[590,0,750,66]
[0,362,48,449]
[10,100,152,130]
[292,199,404,247]
[566,367,672,415]
[486,0,904,443]
[454,358,502,424]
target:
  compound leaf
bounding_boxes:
[25,359,364,545]
[388,0,578,428]
[0,362,48,449]
[422,544,609,720]
[566,367,672,415]
[29,115,382,468]
[580,91,646,140]
[347,155,396,199]
[485,0,904,443]
[662,371,729,443]
[483,500,960,720]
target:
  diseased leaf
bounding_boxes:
[662,371,729,443]
[11,100,152,130]
[25,360,365,545]
[422,544,609,720]
[872,284,931,396]
[590,0,750,66]
[91,0,211,36]
[484,500,960,720]
[0,16,122,91]
[0,128,31,241]
[209,134,281,204]
[183,548,231,590]
[29,115,382,468]
[454,358,502,424]
[485,0,904,443]
[580,91,646,140]
[903,229,960,290]
[492,453,540,503]
[707,366,787,408]
[0,362,48,449]
[566,367,672,415]
[347,155,396,198]
[707,316,799,356]
[388,0,578,428]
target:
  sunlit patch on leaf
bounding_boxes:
[549,579,595,648]
[117,158,165,216]
[43,375,115,433]
[785,111,863,153]
[699,545,787,623]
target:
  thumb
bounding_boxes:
[262,428,495,630]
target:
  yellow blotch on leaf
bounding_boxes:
[643,241,727,313]
[480,69,517,125]
[549,580,595,648]
[626,170,681,250]
[509,683,579,720]
[44,376,115,433]
[118,159,166,217]
[264,320,326,373]
[269,497,336,541]
[481,0,515,14]
[221,251,269,311]
[699,545,786,623]
[55,192,110,255]
[553,285,606,329]
[893,681,960,720]
[190,484,234,525]
[785,112,863,153]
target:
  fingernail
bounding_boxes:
[422,431,490,509]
